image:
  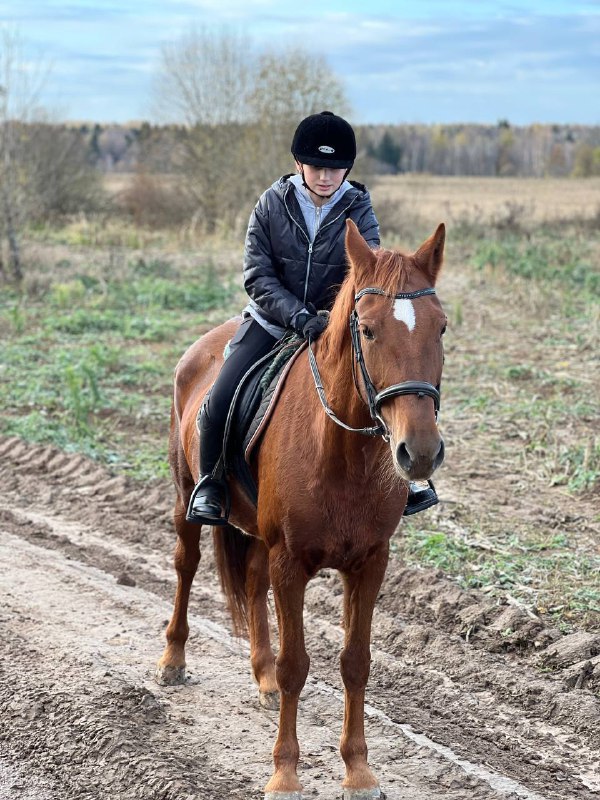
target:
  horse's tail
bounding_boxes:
[213,523,252,637]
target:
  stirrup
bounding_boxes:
[403,480,438,516]
[186,475,231,526]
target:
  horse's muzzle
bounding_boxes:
[394,437,445,480]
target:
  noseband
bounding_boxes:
[308,287,441,441]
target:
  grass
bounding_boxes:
[0,249,240,481]
[472,234,600,297]
[388,217,600,631]
[1,178,599,634]
[396,519,600,630]
[371,175,600,231]
[372,181,600,631]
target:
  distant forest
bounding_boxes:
[75,121,600,178]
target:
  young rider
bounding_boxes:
[186,111,438,524]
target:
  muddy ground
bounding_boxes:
[0,436,599,800]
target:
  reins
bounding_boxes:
[308,342,384,437]
[308,287,441,442]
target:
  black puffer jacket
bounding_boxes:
[243,175,379,330]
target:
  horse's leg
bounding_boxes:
[339,543,389,799]
[156,495,201,685]
[264,545,309,797]
[246,538,279,709]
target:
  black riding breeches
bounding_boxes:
[199,317,279,477]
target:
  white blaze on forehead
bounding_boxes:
[393,298,416,332]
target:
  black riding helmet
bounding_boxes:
[291,111,356,169]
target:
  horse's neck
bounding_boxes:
[313,337,389,474]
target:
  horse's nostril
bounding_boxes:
[396,442,412,472]
[434,440,445,470]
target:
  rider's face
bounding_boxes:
[296,161,347,205]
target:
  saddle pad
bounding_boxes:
[223,336,306,505]
[243,341,307,463]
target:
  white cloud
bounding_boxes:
[1,1,598,123]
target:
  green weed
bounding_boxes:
[557,440,600,492]
[399,529,470,573]
[131,256,177,278]
[452,300,463,327]
[51,280,87,308]
[8,304,26,335]
[63,362,102,434]
[473,235,600,297]
[398,517,600,629]
[0,246,237,476]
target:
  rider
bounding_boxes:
[186,111,438,524]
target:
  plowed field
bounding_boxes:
[1,437,599,800]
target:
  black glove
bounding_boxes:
[300,314,328,341]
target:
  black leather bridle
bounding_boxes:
[308,286,441,441]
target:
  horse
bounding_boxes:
[157,219,447,799]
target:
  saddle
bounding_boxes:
[206,333,306,506]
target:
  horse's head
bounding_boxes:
[344,219,447,481]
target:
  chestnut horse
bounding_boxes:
[157,219,447,799]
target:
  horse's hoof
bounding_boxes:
[155,664,186,686]
[342,789,382,800]
[264,793,303,800]
[259,690,280,711]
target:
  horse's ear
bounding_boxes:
[345,219,376,285]
[414,223,445,285]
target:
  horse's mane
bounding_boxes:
[321,248,413,359]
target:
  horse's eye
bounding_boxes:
[362,326,375,341]
[441,324,447,337]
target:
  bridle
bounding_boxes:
[308,287,441,442]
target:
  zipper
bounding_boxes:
[304,194,359,302]
[315,193,359,236]
[303,242,313,303]
[302,206,325,301]
[283,185,311,306]
[283,183,360,308]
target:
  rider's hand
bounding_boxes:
[301,314,328,341]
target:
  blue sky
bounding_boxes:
[1,0,598,125]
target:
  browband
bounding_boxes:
[355,287,436,302]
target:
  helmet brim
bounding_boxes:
[295,154,354,170]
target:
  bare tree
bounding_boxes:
[153,27,253,127]
[0,30,48,281]
[0,30,102,280]
[151,29,350,232]
[24,120,104,221]
[246,47,350,186]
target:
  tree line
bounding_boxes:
[58,119,600,181]
[1,26,599,282]
[1,28,350,277]
[364,122,600,178]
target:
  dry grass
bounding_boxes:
[103,173,139,197]
[388,190,600,630]
[4,175,599,632]
[372,175,600,229]
[103,173,600,241]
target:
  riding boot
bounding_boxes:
[186,402,229,526]
[403,480,438,516]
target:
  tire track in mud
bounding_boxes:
[1,530,503,800]
[0,437,599,799]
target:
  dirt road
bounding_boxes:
[1,436,598,799]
